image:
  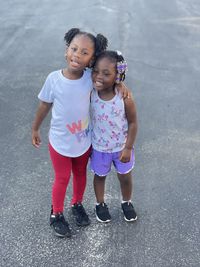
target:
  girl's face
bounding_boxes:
[92,57,117,92]
[65,35,95,71]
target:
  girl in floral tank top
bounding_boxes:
[90,50,138,223]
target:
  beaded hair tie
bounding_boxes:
[116,60,128,83]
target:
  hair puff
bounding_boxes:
[64,28,80,46]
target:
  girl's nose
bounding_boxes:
[74,50,81,58]
[96,72,103,79]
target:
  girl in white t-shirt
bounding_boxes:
[32,28,130,238]
[90,50,138,223]
[32,28,108,238]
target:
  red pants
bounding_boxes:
[49,143,91,213]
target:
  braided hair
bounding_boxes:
[94,50,128,83]
[64,28,108,67]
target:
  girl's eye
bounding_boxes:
[71,47,76,51]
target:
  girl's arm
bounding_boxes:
[32,101,52,148]
[120,95,138,162]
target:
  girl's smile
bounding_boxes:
[94,80,103,87]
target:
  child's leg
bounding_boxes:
[49,144,72,213]
[71,147,91,205]
[113,149,135,201]
[70,148,91,227]
[90,149,112,203]
[93,174,106,203]
[90,149,112,222]
[117,171,137,221]
[94,174,111,223]
[117,171,132,201]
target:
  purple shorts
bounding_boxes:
[90,148,135,176]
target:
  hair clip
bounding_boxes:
[115,60,128,83]
[117,61,128,74]
[116,50,122,56]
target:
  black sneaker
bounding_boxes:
[121,202,137,222]
[95,203,111,223]
[50,210,71,238]
[71,203,91,226]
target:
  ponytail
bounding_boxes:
[95,34,108,56]
[64,28,80,46]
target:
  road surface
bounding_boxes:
[0,0,200,266]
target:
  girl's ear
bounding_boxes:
[88,61,93,68]
[64,47,68,60]
[88,57,95,68]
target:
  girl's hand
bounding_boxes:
[32,130,41,148]
[116,82,132,99]
[119,147,132,163]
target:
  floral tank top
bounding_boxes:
[90,88,128,153]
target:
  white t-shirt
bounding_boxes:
[38,69,92,157]
[90,88,128,153]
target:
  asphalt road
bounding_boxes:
[0,1,200,266]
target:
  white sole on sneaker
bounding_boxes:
[95,213,111,223]
[123,215,137,222]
